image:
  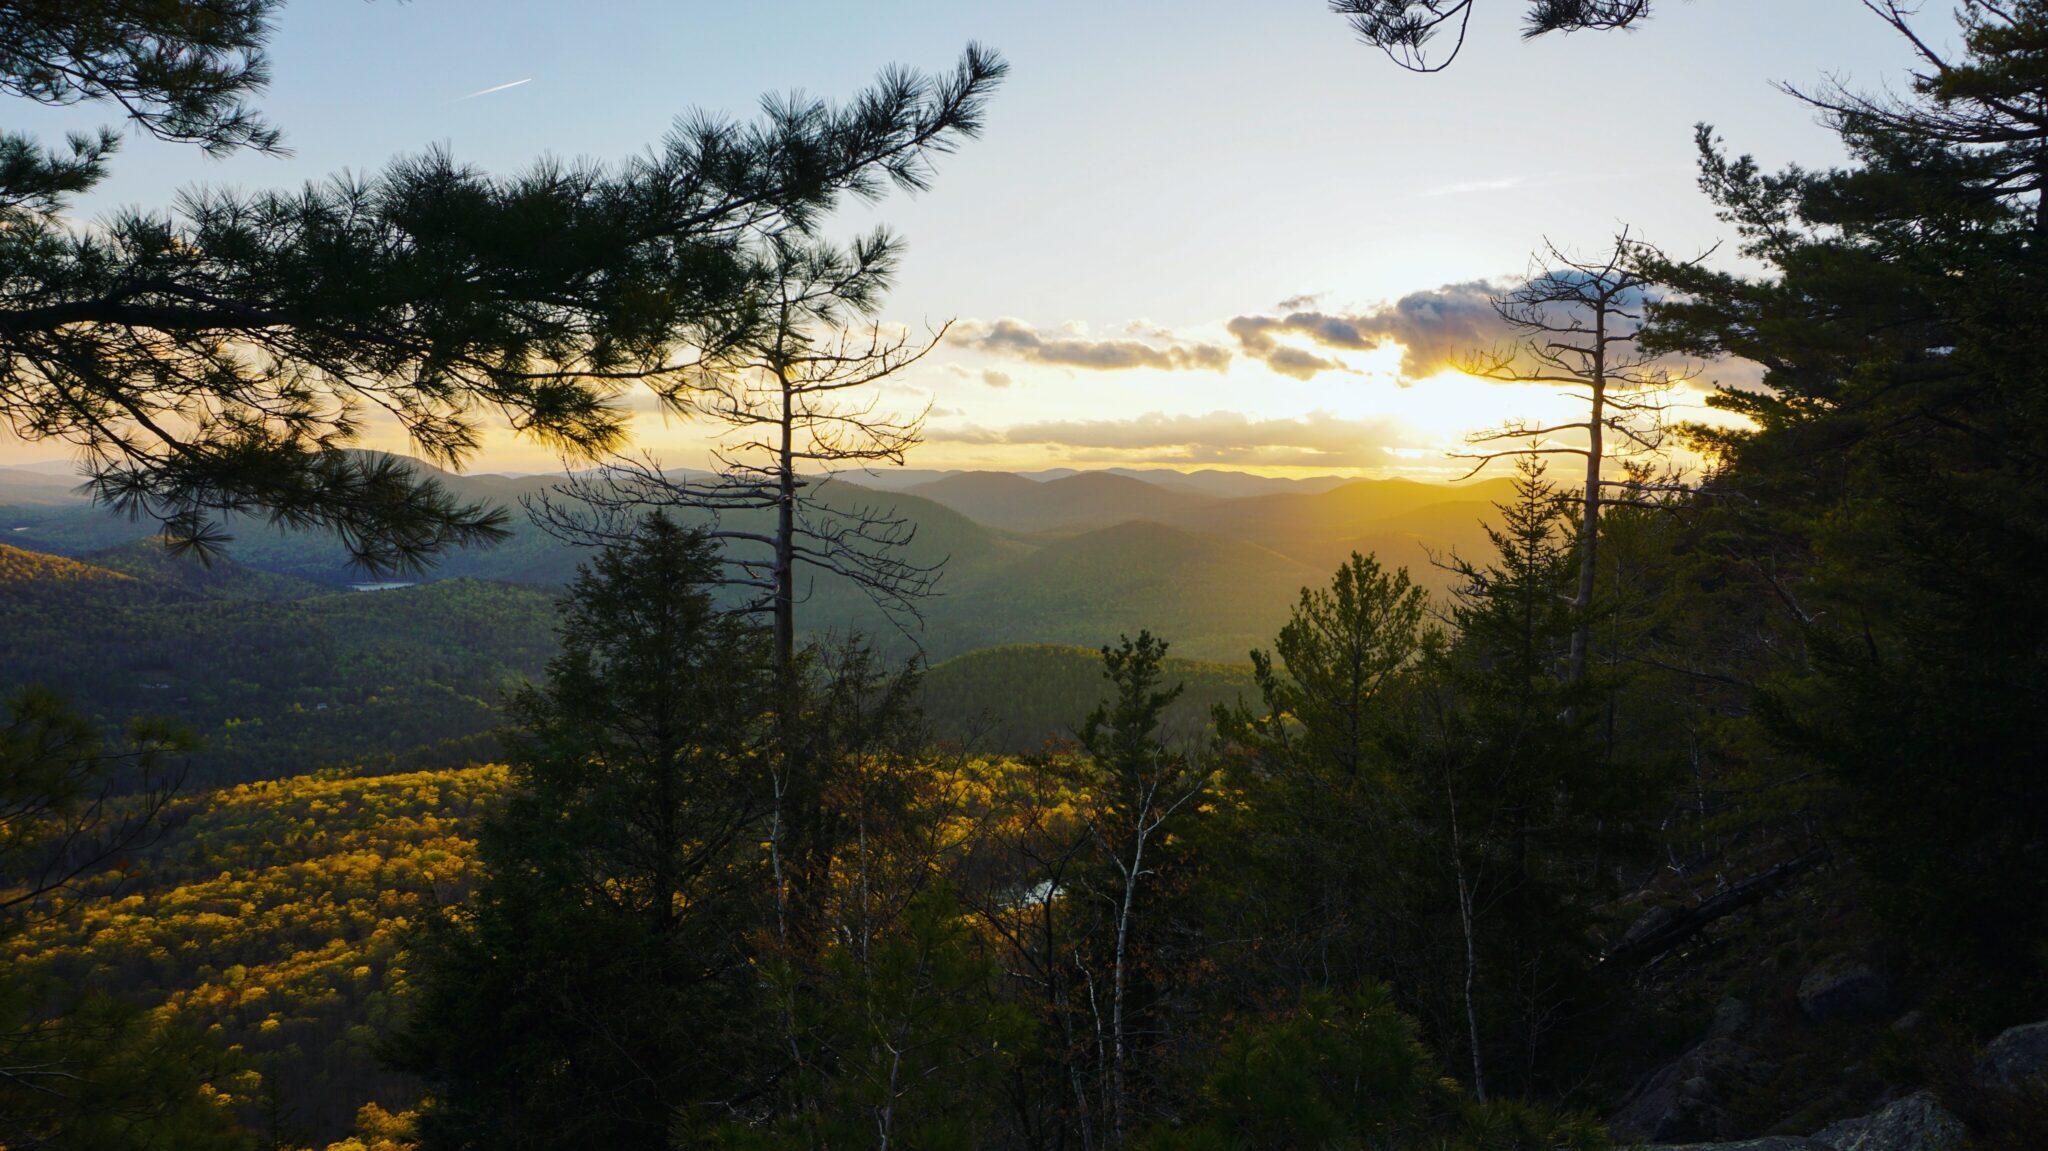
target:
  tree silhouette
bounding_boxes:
[395,516,771,1150]
[531,233,946,668]
[1331,0,1655,72]
[0,2,1005,573]
[1454,230,1693,685]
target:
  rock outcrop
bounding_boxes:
[1624,1088,1967,1151]
[1623,1014,2048,1150]
[1609,1037,1773,1144]
[1797,962,1891,1024]
[1977,1019,2048,1088]
[1808,1091,1965,1151]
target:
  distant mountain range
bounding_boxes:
[1,457,1514,662]
[0,456,1519,780]
[842,466,1359,497]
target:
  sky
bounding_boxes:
[2,0,1957,480]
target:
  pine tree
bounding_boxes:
[1076,633,1212,1147]
[1224,551,1430,779]
[1331,0,1654,72]
[1639,0,2048,983]
[0,4,1005,572]
[1394,459,1628,1097]
[395,516,773,1150]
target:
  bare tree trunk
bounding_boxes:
[1453,233,1687,693]
[1568,346,1605,688]
[878,1040,902,1151]
[1110,798,1150,1150]
[774,363,797,676]
[1079,952,1107,1151]
[767,763,810,1122]
[1447,782,1488,1103]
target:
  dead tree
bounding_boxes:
[1454,229,1695,687]
[1331,0,1653,72]
[529,232,947,672]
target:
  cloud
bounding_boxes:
[927,410,1412,467]
[1263,345,1350,380]
[981,369,1013,388]
[955,318,1232,373]
[1276,293,1323,311]
[1227,280,1513,381]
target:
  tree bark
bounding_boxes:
[1569,324,1606,689]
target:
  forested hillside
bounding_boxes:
[9,3,2048,1151]
[0,548,556,786]
[0,464,1505,661]
[6,766,507,1146]
[919,644,1257,752]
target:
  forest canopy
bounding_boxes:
[7,2,2048,1150]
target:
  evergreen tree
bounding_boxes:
[1392,459,1635,1097]
[1639,0,2048,991]
[1075,633,1213,1147]
[1225,551,1430,780]
[1331,0,1655,72]
[0,3,1005,571]
[396,516,773,1150]
[1208,553,1432,1009]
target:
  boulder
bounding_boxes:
[1798,962,1891,1024]
[1710,997,1753,1040]
[1976,1019,2048,1088]
[1808,1091,1965,1151]
[1624,1091,1968,1151]
[1609,1037,1772,1143]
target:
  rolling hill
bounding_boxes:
[928,520,1323,661]
[0,541,133,586]
[0,455,1519,680]
[920,644,1258,753]
[83,538,333,601]
[905,470,1220,533]
[0,549,557,786]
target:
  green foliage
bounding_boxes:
[1637,0,2048,995]
[0,552,558,787]
[921,644,1254,753]
[0,986,254,1151]
[1081,631,1187,779]
[0,683,195,934]
[1193,984,1441,1147]
[0,0,1004,570]
[0,686,239,1150]
[1222,550,1430,777]
[703,884,1024,1150]
[397,517,771,1151]
[1138,983,1611,1151]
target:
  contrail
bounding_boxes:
[459,78,532,100]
